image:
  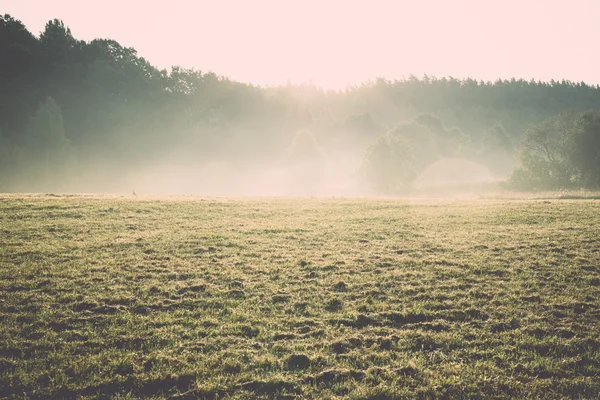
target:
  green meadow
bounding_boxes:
[1,195,599,399]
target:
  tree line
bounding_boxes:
[1,14,600,193]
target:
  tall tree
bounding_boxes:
[24,97,76,190]
[360,131,417,194]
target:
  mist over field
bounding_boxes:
[3,5,600,399]
[2,14,600,196]
[72,143,504,197]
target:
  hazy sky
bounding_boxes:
[4,0,599,88]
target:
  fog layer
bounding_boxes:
[5,15,600,195]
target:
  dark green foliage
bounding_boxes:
[2,13,600,192]
[24,97,76,185]
[571,112,600,187]
[39,19,78,62]
[511,111,600,189]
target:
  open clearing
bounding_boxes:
[0,195,599,399]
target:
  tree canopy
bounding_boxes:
[2,14,600,193]
[511,111,600,190]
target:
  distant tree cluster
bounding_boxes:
[2,14,600,193]
[511,111,600,190]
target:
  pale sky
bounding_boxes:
[4,0,600,89]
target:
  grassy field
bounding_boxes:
[1,194,599,399]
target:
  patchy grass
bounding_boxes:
[0,194,599,399]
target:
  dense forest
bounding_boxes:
[2,14,600,194]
